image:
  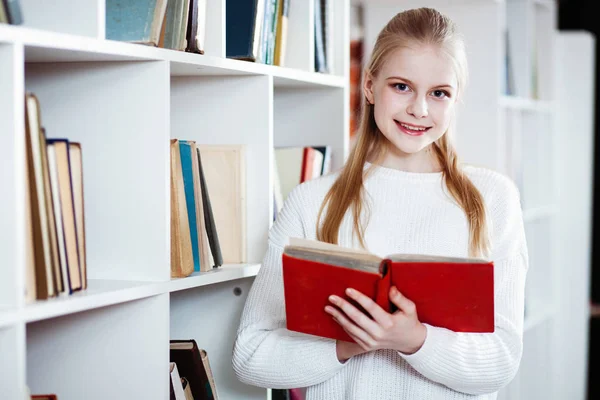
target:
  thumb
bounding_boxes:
[389,286,416,315]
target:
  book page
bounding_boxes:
[284,246,382,273]
[387,253,490,263]
[289,237,374,256]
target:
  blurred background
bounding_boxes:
[348,0,596,399]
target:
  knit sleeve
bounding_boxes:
[398,176,529,395]
[232,184,346,389]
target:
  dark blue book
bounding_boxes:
[226,0,264,61]
[179,141,201,272]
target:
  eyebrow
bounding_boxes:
[387,76,455,90]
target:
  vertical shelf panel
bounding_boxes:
[170,74,272,264]
[170,279,265,399]
[20,0,104,39]
[532,2,556,101]
[274,86,347,170]
[24,59,171,282]
[506,0,534,98]
[0,325,26,400]
[0,43,24,310]
[27,295,169,400]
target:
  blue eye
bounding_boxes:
[432,90,449,98]
[394,83,410,92]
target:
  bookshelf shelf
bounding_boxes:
[0,24,345,89]
[168,264,261,293]
[23,279,165,324]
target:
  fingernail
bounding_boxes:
[324,306,332,313]
[391,287,398,295]
[346,288,354,295]
[329,295,338,303]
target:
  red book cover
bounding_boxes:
[300,147,315,183]
[282,238,494,343]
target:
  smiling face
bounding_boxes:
[364,44,458,161]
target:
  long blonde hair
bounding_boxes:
[316,7,490,258]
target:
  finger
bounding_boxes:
[325,305,374,347]
[328,294,380,335]
[341,328,370,351]
[344,288,390,325]
[389,286,417,316]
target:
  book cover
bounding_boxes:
[106,0,168,46]
[196,147,223,268]
[69,142,87,290]
[170,139,194,278]
[226,0,265,61]
[282,238,495,343]
[187,141,211,272]
[179,141,201,272]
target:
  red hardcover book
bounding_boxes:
[300,147,316,183]
[282,238,494,343]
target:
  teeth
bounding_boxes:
[400,123,427,131]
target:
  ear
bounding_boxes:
[363,70,375,105]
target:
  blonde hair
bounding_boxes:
[316,7,490,258]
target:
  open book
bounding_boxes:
[282,238,495,343]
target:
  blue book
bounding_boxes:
[179,142,200,272]
[106,0,167,46]
[226,0,264,61]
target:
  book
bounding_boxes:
[170,362,187,400]
[170,139,194,278]
[273,0,290,66]
[196,147,222,268]
[282,238,495,343]
[106,0,168,46]
[188,141,211,272]
[179,141,201,272]
[69,142,87,290]
[197,145,246,264]
[226,0,265,61]
[185,0,207,54]
[170,339,219,400]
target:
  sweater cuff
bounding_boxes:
[397,323,439,370]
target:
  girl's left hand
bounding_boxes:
[325,286,427,355]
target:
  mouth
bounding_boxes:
[395,120,432,137]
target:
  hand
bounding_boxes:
[325,286,427,355]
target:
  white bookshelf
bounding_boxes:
[358,0,594,399]
[0,0,351,399]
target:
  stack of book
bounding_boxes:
[106,0,207,54]
[170,140,246,278]
[24,93,88,302]
[226,0,290,66]
[273,146,331,220]
[170,339,219,400]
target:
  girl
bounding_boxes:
[233,7,528,400]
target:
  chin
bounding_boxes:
[388,137,431,155]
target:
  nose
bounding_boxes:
[407,95,428,119]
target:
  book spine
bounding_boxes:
[375,259,392,313]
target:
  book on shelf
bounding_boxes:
[170,362,194,400]
[24,93,88,301]
[106,0,206,53]
[0,0,23,25]
[197,144,246,264]
[31,395,58,400]
[171,140,243,278]
[170,339,219,400]
[282,238,495,343]
[273,145,331,220]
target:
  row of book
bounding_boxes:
[273,145,331,219]
[170,140,246,278]
[170,339,219,400]
[0,0,22,24]
[24,93,88,302]
[106,0,207,54]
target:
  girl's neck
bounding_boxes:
[369,144,443,173]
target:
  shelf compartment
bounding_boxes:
[170,278,264,399]
[25,59,170,282]
[27,294,169,399]
[0,325,26,400]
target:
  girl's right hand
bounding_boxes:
[336,340,367,363]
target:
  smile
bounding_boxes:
[395,121,432,136]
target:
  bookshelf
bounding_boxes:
[358,0,595,399]
[0,1,350,399]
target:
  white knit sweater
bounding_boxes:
[232,162,529,400]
